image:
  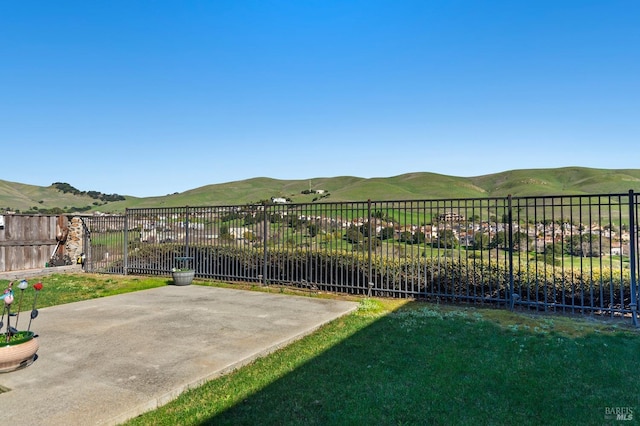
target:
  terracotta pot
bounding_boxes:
[0,333,39,373]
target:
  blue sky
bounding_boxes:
[2,1,638,197]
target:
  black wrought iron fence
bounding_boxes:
[83,192,640,325]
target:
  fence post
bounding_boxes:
[123,210,129,275]
[185,206,190,259]
[628,190,638,327]
[81,217,91,272]
[367,199,373,297]
[507,195,515,310]
[262,204,268,286]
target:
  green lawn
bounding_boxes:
[123,299,639,425]
[0,274,169,309]
[2,274,638,425]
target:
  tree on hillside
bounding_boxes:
[400,231,426,245]
[473,232,491,250]
[435,229,457,249]
[307,223,319,238]
[565,234,605,257]
[359,221,374,237]
[379,226,395,240]
[344,226,364,245]
[491,231,507,249]
[512,231,531,252]
[52,182,80,194]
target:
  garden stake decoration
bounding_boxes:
[0,301,5,332]
[14,279,29,327]
[2,282,15,343]
[27,282,43,332]
[0,280,43,373]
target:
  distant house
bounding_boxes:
[271,197,288,204]
[438,212,465,222]
[229,227,250,239]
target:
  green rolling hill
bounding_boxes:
[2,167,640,214]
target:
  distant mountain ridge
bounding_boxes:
[2,167,640,214]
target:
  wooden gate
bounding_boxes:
[0,214,70,272]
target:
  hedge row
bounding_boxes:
[123,244,635,312]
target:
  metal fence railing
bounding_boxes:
[83,192,640,325]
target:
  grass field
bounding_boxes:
[2,273,637,425]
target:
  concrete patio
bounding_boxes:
[0,284,358,425]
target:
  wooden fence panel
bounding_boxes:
[0,215,62,272]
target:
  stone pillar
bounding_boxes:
[65,216,84,264]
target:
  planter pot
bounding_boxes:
[172,270,195,286]
[0,332,39,373]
